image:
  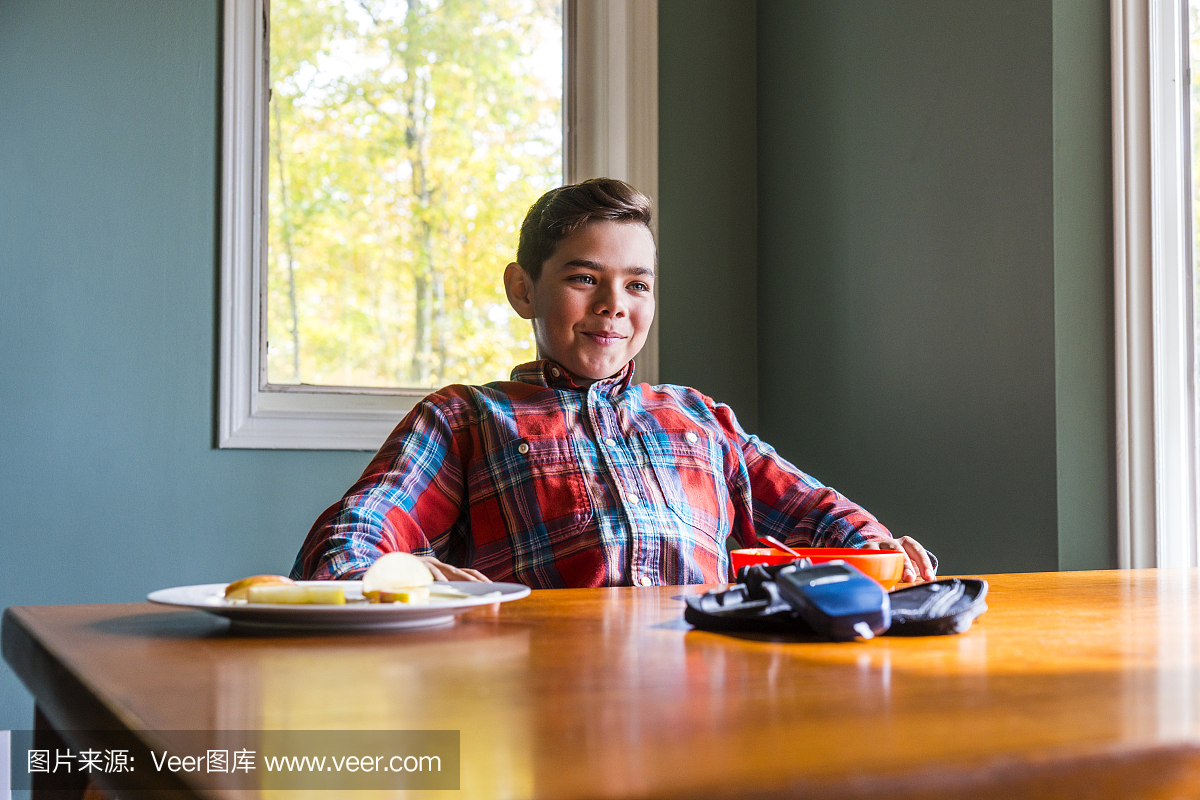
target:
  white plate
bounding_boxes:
[147,580,531,631]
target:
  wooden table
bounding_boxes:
[8,570,1200,799]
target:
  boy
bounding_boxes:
[292,178,936,587]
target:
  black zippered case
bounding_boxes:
[683,560,988,639]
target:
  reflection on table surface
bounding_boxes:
[9,570,1200,799]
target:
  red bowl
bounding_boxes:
[729,547,906,590]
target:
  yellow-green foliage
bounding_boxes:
[267,0,561,388]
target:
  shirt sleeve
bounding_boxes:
[290,394,468,580]
[710,400,894,551]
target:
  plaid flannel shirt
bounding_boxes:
[292,359,893,588]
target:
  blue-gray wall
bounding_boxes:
[1,0,1114,731]
[0,0,372,730]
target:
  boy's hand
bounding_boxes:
[863,537,936,583]
[416,556,492,583]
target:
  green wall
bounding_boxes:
[756,0,1059,574]
[657,0,759,429]
[1053,0,1117,571]
[659,0,1114,575]
[0,0,372,730]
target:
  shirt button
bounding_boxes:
[517,442,529,455]
[685,431,699,444]
[628,494,640,504]
[604,437,617,447]
[551,367,561,378]
[638,575,653,587]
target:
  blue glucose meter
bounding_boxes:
[773,560,891,641]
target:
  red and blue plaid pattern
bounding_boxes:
[292,360,892,588]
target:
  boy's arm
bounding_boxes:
[290,396,472,581]
[712,401,937,581]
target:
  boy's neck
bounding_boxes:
[539,357,631,389]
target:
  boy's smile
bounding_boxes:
[505,220,656,385]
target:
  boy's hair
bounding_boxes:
[516,178,654,280]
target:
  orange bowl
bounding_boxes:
[729,547,906,590]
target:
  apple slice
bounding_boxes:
[427,584,471,599]
[361,552,435,597]
[224,574,295,601]
[378,587,431,604]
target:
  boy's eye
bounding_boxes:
[569,274,596,285]
[629,281,650,292]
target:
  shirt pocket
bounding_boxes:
[471,436,594,551]
[635,428,728,545]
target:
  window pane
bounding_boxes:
[267,0,561,388]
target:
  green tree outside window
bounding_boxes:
[268,0,562,388]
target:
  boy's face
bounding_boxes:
[505,220,656,384]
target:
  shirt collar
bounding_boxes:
[510,359,635,393]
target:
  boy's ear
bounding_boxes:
[504,262,536,320]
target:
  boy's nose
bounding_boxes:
[593,283,626,317]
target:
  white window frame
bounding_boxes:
[218,0,658,449]
[1113,0,1200,567]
